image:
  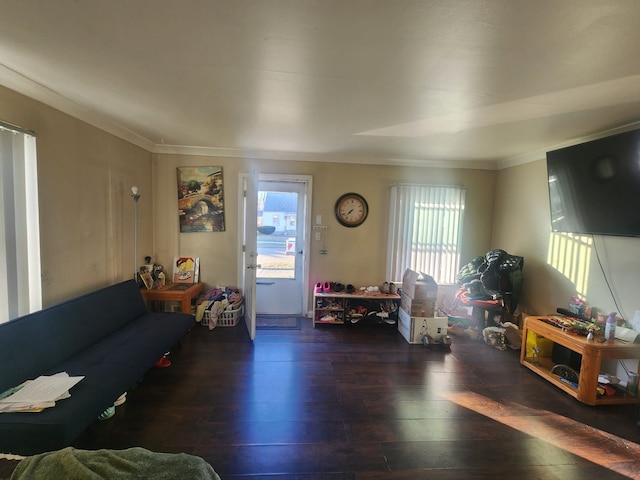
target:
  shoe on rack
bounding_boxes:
[381,282,389,293]
[323,281,331,293]
[314,282,323,293]
[345,284,355,294]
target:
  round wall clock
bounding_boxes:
[335,192,369,227]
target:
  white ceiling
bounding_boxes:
[3,0,640,169]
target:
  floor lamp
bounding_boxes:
[131,186,140,281]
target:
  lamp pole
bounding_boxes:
[131,186,140,281]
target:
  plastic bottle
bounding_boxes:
[605,311,617,342]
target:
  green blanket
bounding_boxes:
[11,447,220,480]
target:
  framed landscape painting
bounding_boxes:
[176,167,225,233]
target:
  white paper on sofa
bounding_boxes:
[0,372,84,413]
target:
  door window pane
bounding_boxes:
[257,190,297,279]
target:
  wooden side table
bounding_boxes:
[139,283,203,314]
[520,315,640,405]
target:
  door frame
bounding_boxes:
[237,172,312,322]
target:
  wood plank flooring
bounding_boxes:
[72,318,640,479]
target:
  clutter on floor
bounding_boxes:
[441,249,524,351]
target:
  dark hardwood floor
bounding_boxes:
[71,318,640,479]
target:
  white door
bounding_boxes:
[238,172,257,340]
[255,176,310,315]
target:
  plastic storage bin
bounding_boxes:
[202,303,244,327]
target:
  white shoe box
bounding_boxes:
[398,307,448,344]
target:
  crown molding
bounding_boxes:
[497,121,640,170]
[152,143,498,170]
[0,63,155,152]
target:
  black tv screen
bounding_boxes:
[546,129,640,237]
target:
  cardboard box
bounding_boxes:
[398,308,448,344]
[400,269,438,317]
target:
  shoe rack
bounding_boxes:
[313,291,401,328]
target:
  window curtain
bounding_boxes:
[386,184,465,285]
[0,124,41,323]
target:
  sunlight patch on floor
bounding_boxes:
[441,391,640,478]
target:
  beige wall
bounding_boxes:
[152,155,496,304]
[493,158,640,321]
[7,77,640,324]
[0,82,503,315]
[1,85,152,307]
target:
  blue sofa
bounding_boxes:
[0,279,196,455]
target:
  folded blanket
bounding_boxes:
[11,447,220,480]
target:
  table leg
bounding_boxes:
[577,352,600,405]
[181,297,191,314]
[520,323,528,364]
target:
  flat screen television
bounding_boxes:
[546,129,640,237]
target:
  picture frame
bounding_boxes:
[172,256,199,284]
[140,271,154,290]
[176,167,225,233]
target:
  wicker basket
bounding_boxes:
[202,303,244,327]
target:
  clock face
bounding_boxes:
[335,193,368,227]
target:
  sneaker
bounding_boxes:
[98,406,115,421]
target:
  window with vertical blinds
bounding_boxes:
[0,122,41,323]
[386,184,466,285]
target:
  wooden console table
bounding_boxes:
[140,283,203,314]
[520,315,640,405]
